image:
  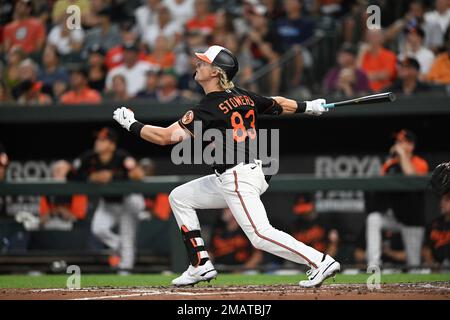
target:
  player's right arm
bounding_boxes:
[113,107,189,145]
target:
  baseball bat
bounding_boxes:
[323,92,396,109]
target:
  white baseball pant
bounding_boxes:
[169,161,324,268]
[91,194,144,270]
[366,210,424,267]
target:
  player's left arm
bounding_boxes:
[271,96,328,116]
[113,107,189,146]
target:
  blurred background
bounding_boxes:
[0,0,449,275]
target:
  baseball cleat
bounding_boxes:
[299,255,340,288]
[171,260,218,286]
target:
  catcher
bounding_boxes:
[113,45,340,287]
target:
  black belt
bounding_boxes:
[213,162,250,175]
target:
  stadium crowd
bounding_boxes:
[0,0,449,106]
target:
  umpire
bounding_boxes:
[71,127,145,272]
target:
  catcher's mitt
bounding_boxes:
[430,162,450,196]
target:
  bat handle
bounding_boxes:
[322,103,335,109]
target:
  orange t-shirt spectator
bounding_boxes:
[61,66,102,104]
[185,0,216,35]
[3,0,45,54]
[358,29,397,92]
[360,48,397,92]
[146,35,176,69]
[426,52,450,84]
[105,45,148,70]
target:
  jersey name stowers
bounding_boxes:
[218,95,255,114]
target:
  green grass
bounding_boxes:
[0,273,449,289]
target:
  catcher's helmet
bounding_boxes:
[195,45,239,80]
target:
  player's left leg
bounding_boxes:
[218,162,340,288]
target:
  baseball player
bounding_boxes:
[113,45,340,287]
[71,127,145,272]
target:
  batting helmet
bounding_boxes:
[195,45,239,80]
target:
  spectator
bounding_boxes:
[385,0,444,52]
[357,29,397,92]
[164,0,195,25]
[39,160,88,230]
[106,42,156,97]
[389,58,430,96]
[211,9,236,46]
[105,20,147,70]
[37,45,70,98]
[185,0,216,36]
[210,208,263,269]
[106,74,131,102]
[0,80,11,103]
[86,44,107,92]
[11,58,40,99]
[275,0,315,88]
[275,0,315,50]
[2,46,24,91]
[83,6,122,52]
[365,129,429,268]
[3,0,46,54]
[136,69,159,99]
[60,65,102,104]
[290,194,339,258]
[16,80,52,106]
[155,68,183,102]
[426,28,450,85]
[398,26,435,76]
[71,127,145,272]
[323,43,370,97]
[146,35,176,69]
[142,5,182,50]
[135,0,161,37]
[422,192,450,267]
[242,4,281,95]
[47,12,85,56]
[424,0,450,36]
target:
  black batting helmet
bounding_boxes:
[195,45,239,80]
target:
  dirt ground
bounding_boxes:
[0,283,449,300]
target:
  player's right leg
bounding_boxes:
[169,174,228,286]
